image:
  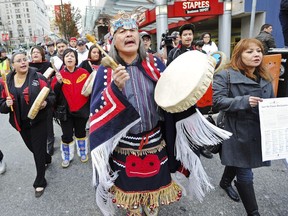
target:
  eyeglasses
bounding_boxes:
[14,58,28,63]
[142,38,151,42]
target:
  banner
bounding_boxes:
[1,33,9,41]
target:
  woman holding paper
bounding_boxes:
[213,38,274,216]
[29,45,55,155]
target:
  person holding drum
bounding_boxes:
[29,45,55,155]
[0,51,55,197]
[88,10,230,216]
[51,48,90,168]
[79,44,102,74]
[166,24,214,159]
[166,23,196,66]
[213,38,274,215]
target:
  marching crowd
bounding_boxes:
[0,2,287,215]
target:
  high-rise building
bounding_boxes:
[0,0,50,49]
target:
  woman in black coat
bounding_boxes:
[29,45,55,155]
[0,52,55,197]
[213,38,274,216]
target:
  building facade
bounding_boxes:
[0,0,50,49]
[91,0,284,52]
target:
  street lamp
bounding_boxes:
[224,1,232,11]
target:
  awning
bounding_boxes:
[98,0,224,34]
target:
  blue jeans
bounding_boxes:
[235,167,254,183]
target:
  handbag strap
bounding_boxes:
[226,69,231,97]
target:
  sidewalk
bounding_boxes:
[0,113,287,216]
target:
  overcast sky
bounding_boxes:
[44,0,89,15]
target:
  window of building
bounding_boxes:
[26,8,29,12]
[17,20,22,25]
[13,3,20,7]
[16,14,21,19]
[27,19,30,23]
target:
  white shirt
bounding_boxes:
[202,41,218,55]
[77,49,89,66]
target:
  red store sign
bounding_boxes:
[139,0,224,29]
[172,0,223,17]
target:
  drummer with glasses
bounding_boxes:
[0,51,55,197]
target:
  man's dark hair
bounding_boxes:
[195,40,204,47]
[56,38,68,46]
[260,24,272,31]
[179,23,195,36]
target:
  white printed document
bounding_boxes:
[259,98,288,161]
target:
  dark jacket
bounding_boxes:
[45,50,57,62]
[255,31,276,54]
[213,68,274,168]
[79,59,100,74]
[29,61,52,75]
[281,0,288,10]
[166,42,196,66]
[0,68,55,131]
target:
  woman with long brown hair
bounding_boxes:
[79,44,102,74]
[213,38,274,216]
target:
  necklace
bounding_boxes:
[14,75,27,87]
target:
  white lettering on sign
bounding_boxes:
[182,1,210,10]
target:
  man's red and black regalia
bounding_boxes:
[87,52,235,215]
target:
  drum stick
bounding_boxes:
[50,58,59,74]
[85,34,118,70]
[88,61,94,72]
[0,70,14,112]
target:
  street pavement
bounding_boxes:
[0,113,287,216]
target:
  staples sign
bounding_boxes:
[183,1,210,13]
[173,0,223,17]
